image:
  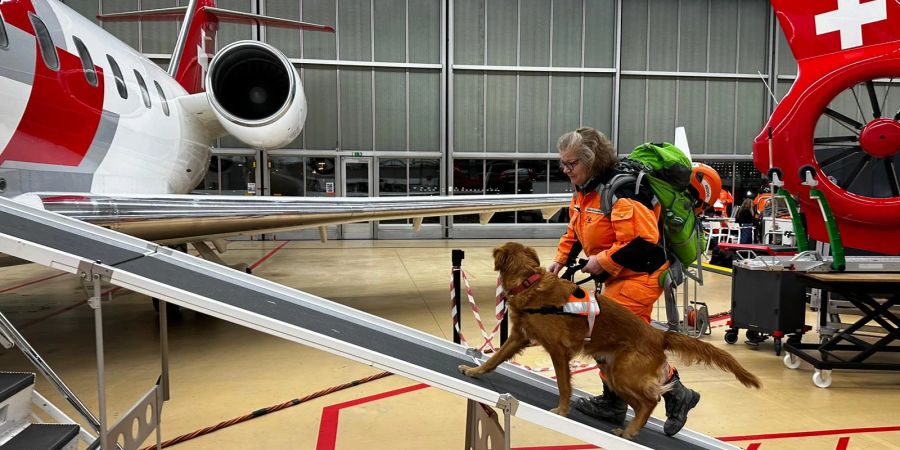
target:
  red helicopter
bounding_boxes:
[755,0,900,254]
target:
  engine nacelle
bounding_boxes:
[206,41,306,149]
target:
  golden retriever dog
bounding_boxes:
[458,242,761,440]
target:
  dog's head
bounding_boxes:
[493,242,542,277]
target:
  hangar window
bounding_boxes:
[154,80,169,116]
[378,158,441,225]
[28,13,58,71]
[72,36,98,87]
[133,70,151,109]
[0,10,9,49]
[106,55,127,99]
[453,159,566,224]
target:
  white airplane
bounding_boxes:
[0,0,568,259]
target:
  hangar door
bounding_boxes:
[340,157,374,239]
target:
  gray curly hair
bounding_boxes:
[556,127,617,176]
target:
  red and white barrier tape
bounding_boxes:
[508,360,598,374]
[450,269,507,353]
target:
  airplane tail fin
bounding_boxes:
[673,126,692,163]
[97,0,333,94]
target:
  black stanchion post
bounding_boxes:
[451,249,465,345]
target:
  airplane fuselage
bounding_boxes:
[0,0,211,198]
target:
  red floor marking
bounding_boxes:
[719,425,900,441]
[835,436,850,450]
[18,287,122,330]
[248,241,290,271]
[512,445,596,450]
[0,272,65,293]
[316,383,429,450]
[315,378,900,450]
[18,300,87,329]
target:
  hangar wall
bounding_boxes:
[66,0,792,239]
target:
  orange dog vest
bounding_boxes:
[564,287,600,338]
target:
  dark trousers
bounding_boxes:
[739,226,753,244]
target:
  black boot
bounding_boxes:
[661,370,701,436]
[572,381,626,425]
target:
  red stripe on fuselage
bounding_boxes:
[0,0,37,31]
[0,0,105,167]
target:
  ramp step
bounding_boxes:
[1,424,79,450]
[0,373,33,403]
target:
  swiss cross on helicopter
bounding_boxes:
[815,0,889,51]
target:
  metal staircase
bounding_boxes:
[0,372,82,449]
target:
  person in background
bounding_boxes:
[547,127,700,436]
[735,198,755,244]
[753,191,772,219]
[713,188,734,217]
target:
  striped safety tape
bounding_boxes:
[449,269,506,353]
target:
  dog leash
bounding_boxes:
[561,258,610,286]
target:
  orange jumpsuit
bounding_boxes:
[753,193,772,218]
[714,189,734,217]
[554,184,668,323]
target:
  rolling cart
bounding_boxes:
[724,254,811,355]
[783,270,900,388]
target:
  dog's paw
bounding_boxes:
[457,364,479,377]
[612,427,637,441]
[550,406,569,417]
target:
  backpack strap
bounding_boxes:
[598,171,658,216]
[599,173,637,216]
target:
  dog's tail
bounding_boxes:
[663,332,762,389]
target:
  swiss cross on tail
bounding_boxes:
[773,0,900,60]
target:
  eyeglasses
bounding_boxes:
[559,159,580,171]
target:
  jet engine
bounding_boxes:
[206,41,306,149]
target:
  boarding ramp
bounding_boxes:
[0,197,738,450]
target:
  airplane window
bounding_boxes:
[105,55,128,99]
[0,10,9,49]
[28,13,58,71]
[133,70,151,109]
[154,81,170,116]
[72,36,98,87]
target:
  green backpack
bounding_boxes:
[599,142,702,267]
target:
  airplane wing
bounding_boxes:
[13,193,570,245]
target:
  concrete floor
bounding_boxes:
[1,239,899,449]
